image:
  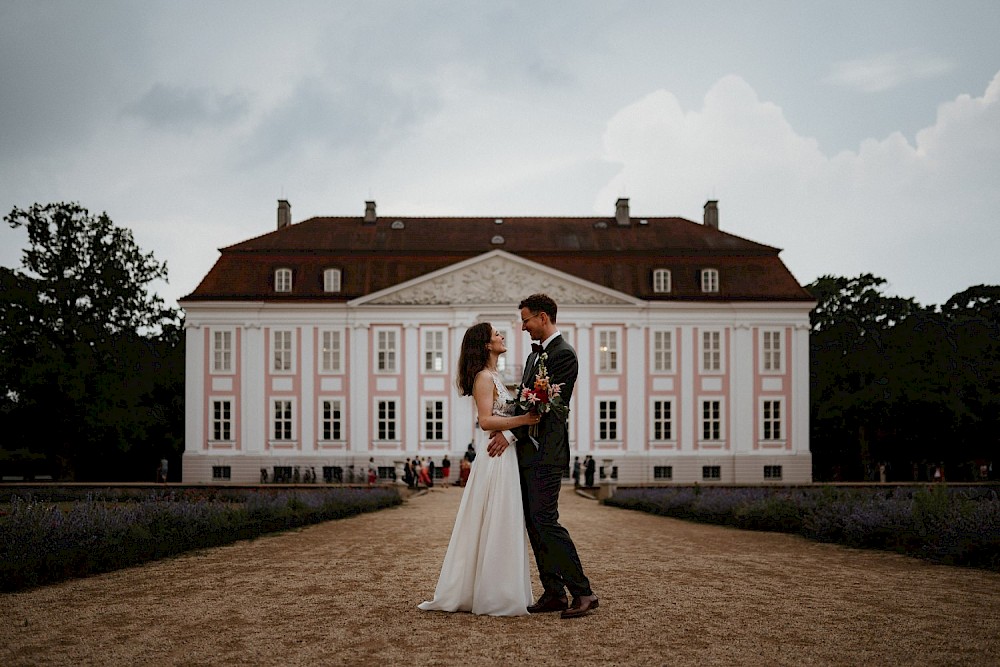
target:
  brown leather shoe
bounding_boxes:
[560,595,599,619]
[527,593,568,613]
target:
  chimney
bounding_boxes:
[277,199,291,230]
[704,200,719,229]
[364,200,377,224]
[615,197,630,226]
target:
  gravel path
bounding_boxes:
[2,485,998,666]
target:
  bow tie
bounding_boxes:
[532,343,544,353]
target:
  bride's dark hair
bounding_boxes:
[456,322,493,396]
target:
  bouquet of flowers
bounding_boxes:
[514,353,570,437]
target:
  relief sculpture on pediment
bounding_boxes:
[368,256,625,305]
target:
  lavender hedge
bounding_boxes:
[604,485,1000,571]
[0,487,401,592]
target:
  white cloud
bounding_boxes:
[598,71,1000,306]
[826,50,954,93]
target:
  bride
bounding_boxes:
[418,322,542,616]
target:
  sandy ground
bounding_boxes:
[1,485,999,667]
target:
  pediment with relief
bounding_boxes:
[362,252,635,306]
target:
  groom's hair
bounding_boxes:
[519,293,557,323]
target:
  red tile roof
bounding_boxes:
[181,214,813,303]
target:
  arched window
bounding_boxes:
[323,268,342,293]
[701,268,719,293]
[275,268,292,293]
[652,268,671,293]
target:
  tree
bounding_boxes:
[1,203,179,480]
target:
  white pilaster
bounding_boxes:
[574,323,592,453]
[300,325,314,453]
[679,326,694,452]
[625,323,645,452]
[733,324,754,453]
[350,322,370,453]
[184,322,204,455]
[404,323,419,452]
[243,323,265,453]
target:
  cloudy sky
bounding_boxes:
[2,1,998,310]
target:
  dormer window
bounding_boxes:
[653,269,671,293]
[323,268,342,293]
[701,268,719,293]
[275,268,292,293]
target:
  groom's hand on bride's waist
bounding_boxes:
[486,430,512,457]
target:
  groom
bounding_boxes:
[487,293,599,619]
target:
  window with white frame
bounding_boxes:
[762,330,783,372]
[275,268,292,293]
[651,399,673,442]
[701,268,719,293]
[701,330,722,372]
[377,399,398,440]
[702,465,721,480]
[272,399,294,441]
[320,330,342,373]
[652,330,673,372]
[762,399,783,441]
[212,466,231,480]
[597,399,619,440]
[320,398,343,441]
[212,330,233,373]
[424,399,445,440]
[424,330,445,373]
[652,268,671,293]
[597,329,618,373]
[376,329,397,373]
[701,399,722,441]
[211,399,233,441]
[323,268,342,293]
[495,327,510,376]
[272,330,293,372]
[764,465,783,480]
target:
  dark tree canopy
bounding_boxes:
[1,203,182,481]
[807,275,999,482]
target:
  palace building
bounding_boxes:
[180,198,815,484]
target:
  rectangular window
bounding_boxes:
[702,465,721,480]
[321,399,343,441]
[653,269,671,293]
[377,400,398,440]
[763,399,782,440]
[211,399,232,441]
[273,330,293,372]
[652,330,672,372]
[320,330,342,373]
[763,330,782,372]
[424,399,444,440]
[212,330,233,373]
[701,400,721,441]
[598,400,618,440]
[275,268,292,293]
[424,330,445,373]
[598,330,618,372]
[323,268,342,293]
[653,465,673,480]
[272,399,293,441]
[701,330,721,372]
[701,268,719,293]
[212,466,231,480]
[764,465,783,480]
[495,327,510,376]
[376,330,397,373]
[652,399,673,441]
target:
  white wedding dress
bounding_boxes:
[418,372,533,616]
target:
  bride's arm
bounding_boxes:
[473,371,536,433]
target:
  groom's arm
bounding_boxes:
[544,347,578,404]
